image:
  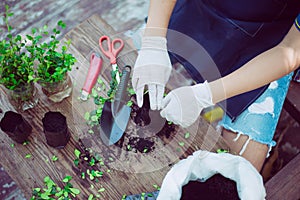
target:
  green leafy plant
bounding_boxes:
[31,175,80,200]
[0,5,39,90]
[35,20,76,84]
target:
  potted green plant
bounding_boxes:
[0,5,39,110]
[35,20,76,102]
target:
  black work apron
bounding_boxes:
[167,0,300,121]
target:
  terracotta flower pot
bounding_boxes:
[42,111,70,148]
[0,111,32,143]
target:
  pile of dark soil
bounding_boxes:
[114,93,178,154]
[181,174,240,200]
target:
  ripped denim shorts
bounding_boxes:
[219,73,293,156]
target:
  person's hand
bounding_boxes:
[160,81,214,127]
[132,36,172,110]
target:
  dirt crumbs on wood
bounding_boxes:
[115,93,178,154]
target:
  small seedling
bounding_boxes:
[217,148,229,153]
[31,175,80,200]
[25,154,32,158]
[153,184,161,190]
[178,142,185,147]
[52,155,58,162]
[184,132,190,139]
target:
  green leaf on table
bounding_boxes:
[74,149,81,158]
[184,132,190,139]
[88,194,94,200]
[52,155,58,161]
[25,154,32,158]
[84,112,90,121]
[69,187,80,195]
[62,175,72,182]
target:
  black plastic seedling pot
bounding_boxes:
[42,111,70,149]
[0,111,32,144]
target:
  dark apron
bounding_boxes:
[167,0,300,121]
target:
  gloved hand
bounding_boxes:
[132,36,172,110]
[160,81,214,127]
[157,150,266,200]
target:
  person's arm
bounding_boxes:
[144,0,177,37]
[210,24,300,103]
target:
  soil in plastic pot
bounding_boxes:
[0,111,32,143]
[42,111,70,149]
[181,174,240,200]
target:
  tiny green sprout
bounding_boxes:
[23,141,29,145]
[167,121,173,125]
[127,145,132,151]
[143,148,148,153]
[84,112,90,121]
[127,100,133,107]
[89,157,95,166]
[179,142,185,147]
[217,148,229,153]
[100,161,105,166]
[128,88,136,95]
[90,115,98,122]
[96,194,101,198]
[98,187,105,192]
[91,88,98,98]
[88,194,94,200]
[10,143,15,148]
[153,184,161,190]
[148,193,154,197]
[184,132,190,139]
[108,157,114,161]
[122,194,127,200]
[52,155,58,161]
[141,192,145,200]
[97,77,104,84]
[84,157,89,161]
[107,169,111,173]
[74,149,81,158]
[176,148,181,152]
[25,154,32,158]
[88,129,94,134]
[69,187,80,195]
[62,175,72,183]
[81,172,85,179]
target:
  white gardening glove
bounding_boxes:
[160,81,214,127]
[132,36,172,110]
[157,150,266,200]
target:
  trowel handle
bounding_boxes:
[114,65,131,103]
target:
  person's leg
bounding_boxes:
[222,128,268,171]
[219,73,293,172]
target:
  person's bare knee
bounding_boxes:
[222,128,269,172]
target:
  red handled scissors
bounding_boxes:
[99,35,124,84]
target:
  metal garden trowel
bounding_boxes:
[99,65,131,145]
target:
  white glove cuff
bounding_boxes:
[191,81,214,108]
[141,36,167,50]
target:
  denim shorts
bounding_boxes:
[219,73,293,156]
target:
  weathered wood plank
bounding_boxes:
[265,153,300,200]
[0,14,228,199]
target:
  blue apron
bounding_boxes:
[167,0,300,121]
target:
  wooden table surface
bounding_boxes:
[0,15,228,199]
